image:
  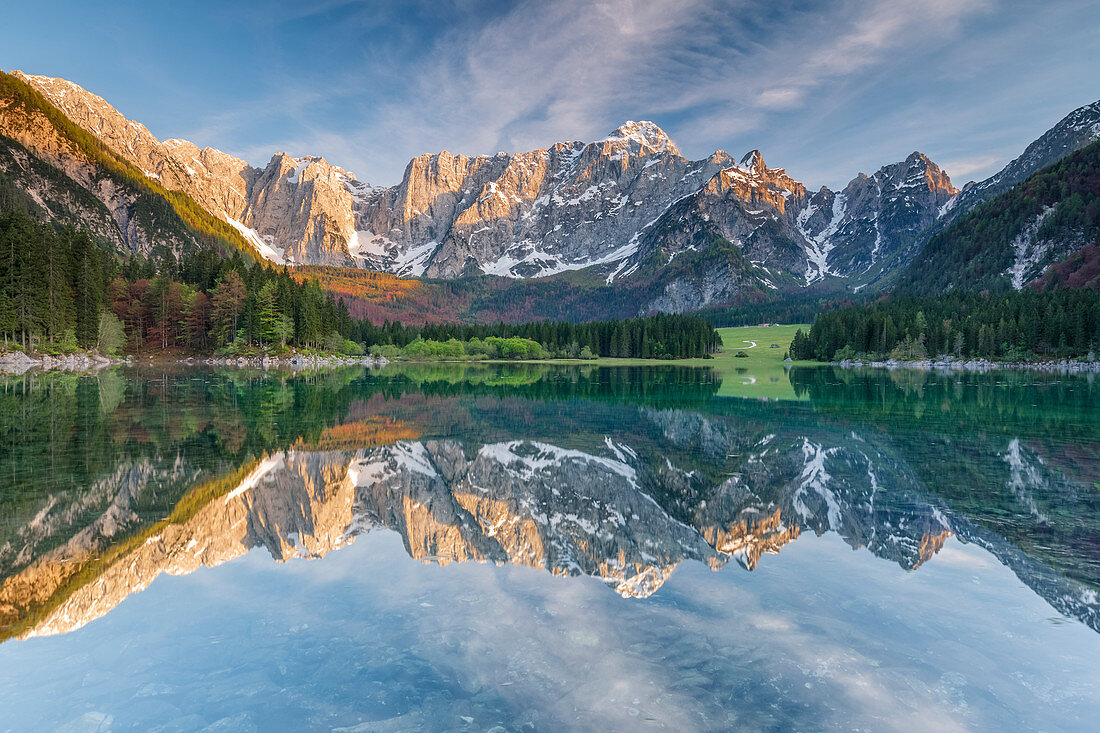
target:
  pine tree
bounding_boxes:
[69,230,103,349]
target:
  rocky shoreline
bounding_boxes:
[186,354,388,370]
[833,357,1100,374]
[0,350,389,375]
[0,350,116,375]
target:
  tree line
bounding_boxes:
[789,289,1100,362]
[0,209,721,359]
[0,209,361,354]
[405,313,722,359]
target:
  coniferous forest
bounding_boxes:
[789,290,1100,362]
[0,209,720,359]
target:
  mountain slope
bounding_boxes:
[0,71,257,260]
[358,122,736,278]
[10,71,357,266]
[14,71,960,297]
[10,69,1098,318]
[898,139,1100,294]
[948,99,1100,222]
[0,134,122,247]
[597,149,956,310]
[361,134,958,297]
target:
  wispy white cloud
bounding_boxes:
[155,0,1098,189]
[938,153,1006,179]
[326,0,984,182]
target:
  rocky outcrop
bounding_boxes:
[0,350,114,375]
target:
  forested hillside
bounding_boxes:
[0,209,361,354]
[789,290,1099,362]
[898,140,1100,294]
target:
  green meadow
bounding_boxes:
[705,324,810,399]
[585,323,811,400]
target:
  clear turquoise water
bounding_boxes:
[0,364,1097,731]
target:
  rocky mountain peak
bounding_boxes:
[709,149,806,210]
[602,120,679,156]
[738,149,767,172]
[877,151,957,195]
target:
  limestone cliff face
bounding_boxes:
[12,72,358,266]
[241,152,359,265]
[0,77,203,256]
[9,72,257,214]
[360,134,958,298]
[358,122,735,278]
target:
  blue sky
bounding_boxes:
[2,0,1098,188]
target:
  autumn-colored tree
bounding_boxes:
[211,269,246,346]
[184,291,213,349]
[147,277,188,349]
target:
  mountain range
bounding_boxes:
[1,69,1098,319]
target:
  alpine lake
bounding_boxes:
[0,356,1098,731]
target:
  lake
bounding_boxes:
[0,363,1098,731]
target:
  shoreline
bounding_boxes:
[0,350,392,376]
[832,357,1100,374]
[7,349,1098,378]
[1,349,723,375]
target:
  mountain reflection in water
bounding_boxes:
[1,364,1097,643]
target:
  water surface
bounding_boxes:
[0,364,1097,731]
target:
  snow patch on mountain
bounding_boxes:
[226,217,286,264]
[1007,207,1056,289]
[224,453,286,503]
[479,440,638,485]
[793,439,843,529]
[798,193,846,283]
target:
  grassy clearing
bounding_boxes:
[702,324,811,400]
[566,324,811,399]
